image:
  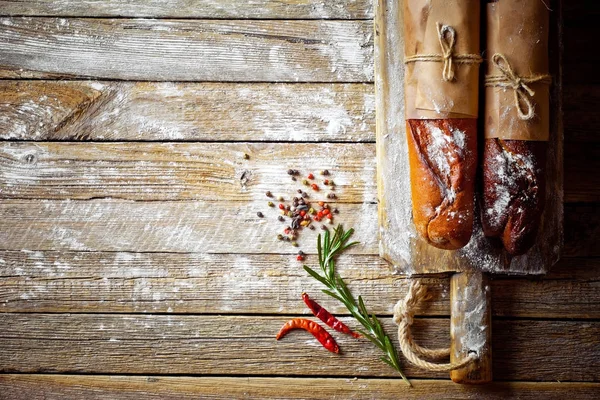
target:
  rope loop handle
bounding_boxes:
[393,281,477,372]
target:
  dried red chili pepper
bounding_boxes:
[302,293,360,339]
[275,318,339,353]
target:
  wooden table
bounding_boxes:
[0,1,598,398]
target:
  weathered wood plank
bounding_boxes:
[0,314,598,381]
[1,251,598,318]
[564,85,600,143]
[0,80,593,144]
[0,18,373,82]
[0,0,373,19]
[1,375,599,400]
[0,200,377,254]
[565,142,600,202]
[0,142,596,202]
[0,200,596,257]
[0,81,375,141]
[0,142,376,201]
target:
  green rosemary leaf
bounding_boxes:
[358,330,386,351]
[321,289,345,303]
[303,265,329,287]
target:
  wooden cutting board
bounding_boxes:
[375,0,563,277]
[374,0,563,384]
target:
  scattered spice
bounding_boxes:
[323,179,330,185]
[243,153,250,160]
[259,169,341,259]
[257,212,264,218]
[302,293,361,338]
[327,193,336,199]
[276,318,339,354]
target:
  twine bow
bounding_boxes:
[392,280,477,372]
[485,53,552,120]
[404,22,483,82]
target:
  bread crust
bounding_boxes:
[406,119,477,250]
[481,139,546,255]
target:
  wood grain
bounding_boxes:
[0,199,595,256]
[0,314,598,381]
[0,0,373,19]
[0,142,376,201]
[0,81,375,142]
[0,142,596,202]
[1,375,599,400]
[450,271,492,384]
[0,18,373,82]
[1,252,598,318]
[0,81,595,145]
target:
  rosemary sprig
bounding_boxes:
[303,225,410,386]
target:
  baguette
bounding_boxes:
[407,118,477,250]
[481,139,546,255]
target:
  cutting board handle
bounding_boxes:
[450,269,493,383]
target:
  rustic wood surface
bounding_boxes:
[0,0,598,398]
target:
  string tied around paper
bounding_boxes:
[392,280,477,372]
[485,53,552,120]
[404,22,483,82]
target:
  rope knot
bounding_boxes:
[404,22,482,82]
[437,23,456,81]
[485,53,552,120]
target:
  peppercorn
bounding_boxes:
[278,196,284,202]
[309,225,316,230]
[278,215,285,222]
[327,193,336,199]
[297,189,303,194]
[243,153,250,160]
[286,205,291,211]
[278,204,284,210]
[322,169,330,176]
[291,177,297,181]
[266,191,273,197]
[307,173,314,180]
[302,192,309,198]
[323,179,329,185]
[277,234,284,240]
[302,179,309,186]
[291,241,298,247]
[257,212,264,218]
[323,209,330,216]
[321,225,328,230]
[287,169,294,175]
[309,208,315,214]
[267,201,274,207]
[311,184,319,191]
[333,208,339,214]
[287,211,293,217]
[296,255,304,261]
[298,250,305,256]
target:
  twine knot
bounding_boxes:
[437,23,457,81]
[485,53,552,120]
[392,280,477,372]
[404,22,482,82]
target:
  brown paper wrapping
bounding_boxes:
[485,0,550,140]
[404,0,481,119]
